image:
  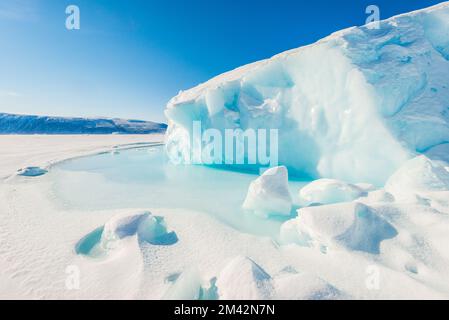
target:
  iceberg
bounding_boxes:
[242,166,292,217]
[164,2,449,186]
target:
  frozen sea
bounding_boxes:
[51,146,308,238]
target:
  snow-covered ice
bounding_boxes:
[216,256,274,300]
[162,268,203,300]
[274,272,346,300]
[242,166,293,217]
[215,256,347,300]
[78,211,178,255]
[16,167,48,177]
[385,155,449,201]
[298,178,365,206]
[2,137,449,299]
[280,202,398,254]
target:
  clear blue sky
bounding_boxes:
[0,0,444,122]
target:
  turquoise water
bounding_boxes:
[51,146,307,238]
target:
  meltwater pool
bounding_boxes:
[50,146,307,238]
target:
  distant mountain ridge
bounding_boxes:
[0,113,167,134]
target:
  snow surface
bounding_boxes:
[216,256,274,300]
[165,1,449,186]
[2,135,449,299]
[0,134,164,179]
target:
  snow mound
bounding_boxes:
[216,256,274,300]
[299,178,365,206]
[274,272,347,300]
[163,268,203,300]
[163,270,219,300]
[16,166,48,177]
[164,2,449,186]
[385,155,449,201]
[101,212,178,250]
[76,211,178,257]
[280,202,397,254]
[362,190,395,204]
[242,166,292,217]
[215,256,346,300]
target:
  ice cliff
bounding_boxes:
[165,2,449,186]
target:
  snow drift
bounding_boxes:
[165,2,449,186]
[280,202,398,254]
[76,211,178,257]
[215,256,347,300]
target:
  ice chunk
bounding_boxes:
[385,155,449,201]
[100,211,149,250]
[101,212,178,250]
[242,166,292,217]
[76,211,177,256]
[75,226,104,256]
[298,178,365,206]
[280,202,397,254]
[199,278,219,300]
[17,166,47,177]
[216,256,274,300]
[137,215,179,246]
